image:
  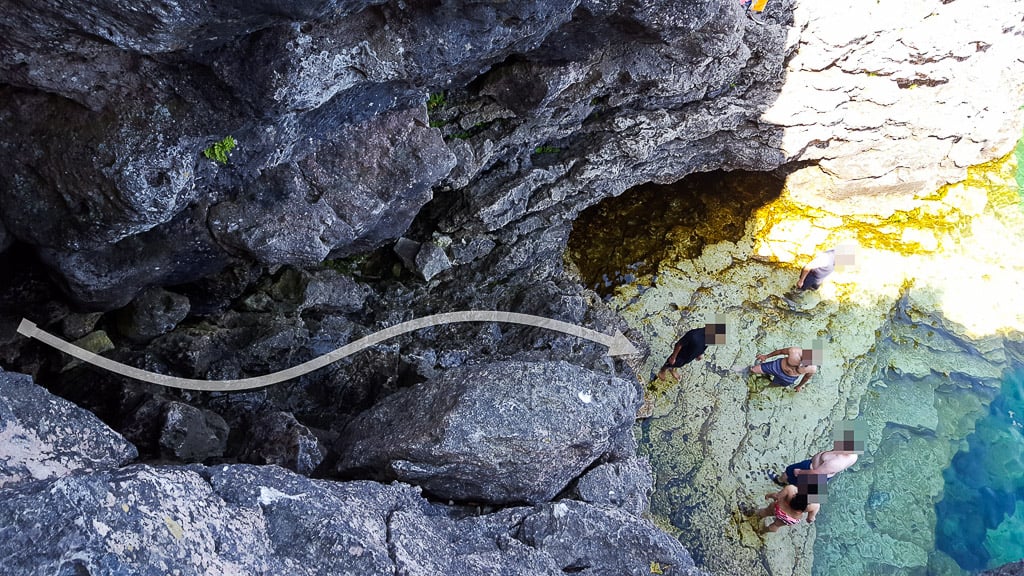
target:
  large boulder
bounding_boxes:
[0,369,137,489]
[518,499,709,576]
[0,461,702,576]
[335,360,640,504]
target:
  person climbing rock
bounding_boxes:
[796,243,856,291]
[755,483,820,532]
[657,322,726,380]
[750,346,817,392]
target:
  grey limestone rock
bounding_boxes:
[298,268,370,314]
[414,241,452,281]
[0,464,285,576]
[116,286,191,343]
[573,458,655,517]
[518,499,709,576]
[159,401,230,462]
[0,460,698,576]
[0,367,695,576]
[0,369,137,489]
[335,360,639,504]
[240,410,324,475]
[208,107,456,267]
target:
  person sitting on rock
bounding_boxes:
[658,322,726,380]
[756,482,820,532]
[750,346,817,392]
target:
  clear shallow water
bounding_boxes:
[569,147,1024,574]
[935,367,1024,571]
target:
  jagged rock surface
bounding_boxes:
[2,0,1023,574]
[0,376,706,576]
[336,360,639,504]
[0,369,137,489]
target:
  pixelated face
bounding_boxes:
[835,242,857,267]
[796,473,829,504]
[801,344,823,367]
[833,420,866,453]
[704,314,728,345]
[704,322,727,345]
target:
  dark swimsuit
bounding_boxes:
[759,358,802,386]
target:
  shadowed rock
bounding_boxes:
[240,410,324,475]
[159,401,230,462]
[116,286,191,343]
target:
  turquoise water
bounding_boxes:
[936,367,1024,571]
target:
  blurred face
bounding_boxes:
[704,322,727,345]
[833,420,866,453]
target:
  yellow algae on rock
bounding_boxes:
[568,145,1024,576]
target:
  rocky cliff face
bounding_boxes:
[1,0,1023,574]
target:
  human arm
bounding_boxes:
[805,504,819,523]
[665,342,684,366]
[756,347,794,363]
[794,365,816,392]
[797,266,811,289]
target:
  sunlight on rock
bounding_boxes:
[569,145,1024,576]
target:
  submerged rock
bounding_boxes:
[335,360,639,504]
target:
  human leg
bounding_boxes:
[784,459,814,485]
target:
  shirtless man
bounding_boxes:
[776,436,863,486]
[751,346,817,392]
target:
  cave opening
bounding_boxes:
[566,170,785,297]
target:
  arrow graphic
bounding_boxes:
[17,312,638,392]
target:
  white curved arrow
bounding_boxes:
[17,312,638,392]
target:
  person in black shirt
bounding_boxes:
[658,323,726,380]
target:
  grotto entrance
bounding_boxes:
[566,170,784,297]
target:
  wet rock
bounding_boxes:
[240,411,324,475]
[517,499,708,576]
[159,401,229,462]
[116,286,191,343]
[0,369,136,489]
[573,458,654,517]
[335,360,639,504]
